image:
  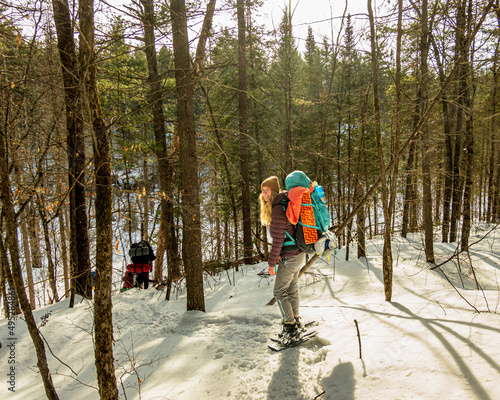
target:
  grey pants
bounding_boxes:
[273,252,306,323]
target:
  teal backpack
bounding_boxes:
[279,171,331,255]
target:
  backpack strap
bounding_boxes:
[272,195,299,252]
[273,198,288,211]
[298,220,321,230]
[283,230,296,246]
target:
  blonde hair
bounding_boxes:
[260,190,278,226]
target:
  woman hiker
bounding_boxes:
[260,175,306,345]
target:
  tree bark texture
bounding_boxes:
[52,0,92,302]
[0,122,59,400]
[35,195,59,302]
[0,236,21,316]
[401,137,417,238]
[354,178,366,258]
[487,42,498,222]
[58,210,70,298]
[237,0,253,264]
[393,0,403,226]
[79,0,119,396]
[450,1,467,243]
[430,24,455,242]
[368,0,393,301]
[282,8,294,173]
[19,203,36,308]
[0,242,9,317]
[140,0,181,287]
[460,0,474,251]
[419,0,435,263]
[170,0,206,311]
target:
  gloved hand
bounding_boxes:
[268,265,277,276]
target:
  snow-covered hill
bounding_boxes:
[1,230,500,399]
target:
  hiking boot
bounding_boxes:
[280,322,302,346]
[278,317,304,339]
[278,322,287,339]
[295,316,306,333]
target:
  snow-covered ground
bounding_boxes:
[1,229,500,400]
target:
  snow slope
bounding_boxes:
[1,230,500,400]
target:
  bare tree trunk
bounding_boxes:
[58,209,70,298]
[35,196,59,303]
[170,0,215,311]
[282,5,294,173]
[214,172,222,259]
[337,121,343,244]
[401,78,421,238]
[392,0,403,233]
[346,121,353,261]
[355,85,369,259]
[0,121,59,400]
[124,166,134,243]
[434,163,442,224]
[19,200,36,308]
[0,245,8,317]
[368,0,393,301]
[237,0,253,265]
[79,0,118,396]
[140,0,181,295]
[55,119,70,298]
[460,0,474,251]
[52,0,92,304]
[495,164,500,221]
[11,148,37,308]
[449,129,463,243]
[154,218,165,282]
[27,202,42,269]
[355,178,366,259]
[0,236,21,317]
[142,155,149,238]
[429,19,455,242]
[419,0,435,263]
[487,41,498,222]
[461,116,474,250]
[401,135,417,238]
[441,116,454,241]
[450,2,467,243]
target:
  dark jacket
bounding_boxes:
[268,191,302,267]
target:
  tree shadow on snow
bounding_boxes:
[391,302,497,400]
[321,361,356,400]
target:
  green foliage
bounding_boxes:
[5,0,500,264]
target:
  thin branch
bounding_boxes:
[430,223,500,270]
